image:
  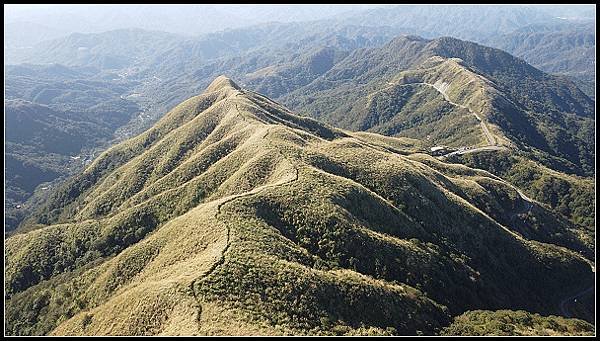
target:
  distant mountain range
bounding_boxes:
[483,21,595,98]
[6,5,596,80]
[4,64,142,231]
[4,5,374,46]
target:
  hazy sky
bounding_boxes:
[4,4,594,48]
[4,5,377,36]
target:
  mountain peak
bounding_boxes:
[385,34,431,48]
[205,75,241,93]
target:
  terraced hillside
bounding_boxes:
[5,77,594,336]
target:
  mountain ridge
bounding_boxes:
[6,76,594,335]
[279,35,594,176]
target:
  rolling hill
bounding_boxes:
[6,20,594,158]
[6,77,594,336]
[337,5,559,42]
[4,67,141,233]
[483,21,595,99]
[5,29,594,243]
[5,28,185,69]
[3,24,405,235]
[278,35,595,177]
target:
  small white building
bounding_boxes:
[430,146,448,156]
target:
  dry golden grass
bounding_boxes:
[5,76,594,336]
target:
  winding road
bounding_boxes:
[428,80,496,146]
[385,80,496,147]
[558,284,595,319]
[441,145,505,158]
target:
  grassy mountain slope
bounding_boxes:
[3,24,404,236]
[450,149,595,230]
[6,77,594,335]
[279,35,595,176]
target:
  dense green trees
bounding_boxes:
[442,310,594,336]
[455,150,595,229]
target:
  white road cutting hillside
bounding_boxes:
[386,80,496,147]
[442,145,505,158]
